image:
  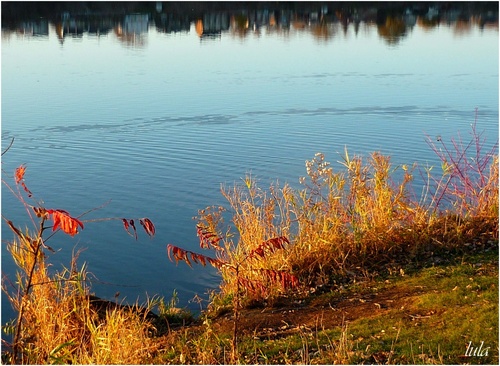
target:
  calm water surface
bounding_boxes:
[2,8,498,324]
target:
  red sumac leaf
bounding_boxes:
[139,218,156,238]
[46,209,84,237]
[50,210,61,231]
[144,218,155,236]
[174,246,184,259]
[267,236,289,250]
[167,244,184,264]
[184,255,192,268]
[15,164,26,184]
[167,244,179,264]
[194,253,207,266]
[122,218,134,237]
[255,247,264,258]
[190,252,199,264]
[129,219,138,240]
[14,165,33,197]
[248,236,289,260]
[196,224,222,249]
[167,244,176,263]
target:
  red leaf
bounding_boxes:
[196,253,207,266]
[122,218,133,237]
[129,219,138,240]
[196,224,222,249]
[190,252,201,265]
[140,218,156,238]
[52,210,61,230]
[183,255,192,267]
[46,209,84,237]
[15,165,33,197]
[248,236,290,260]
[167,244,175,262]
[267,236,289,250]
[168,244,184,264]
[254,247,264,257]
[167,245,192,267]
[15,164,26,184]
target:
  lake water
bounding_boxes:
[1,3,499,326]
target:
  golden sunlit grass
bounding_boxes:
[197,142,497,299]
[1,230,157,364]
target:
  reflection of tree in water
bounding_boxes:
[377,16,407,45]
[114,25,147,48]
[417,17,440,30]
[1,2,497,44]
[230,14,250,38]
[113,14,149,48]
[452,19,473,36]
[310,23,336,40]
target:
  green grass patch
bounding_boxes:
[324,250,497,364]
[230,249,499,365]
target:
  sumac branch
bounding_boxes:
[167,221,299,362]
[166,244,224,269]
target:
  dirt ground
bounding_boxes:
[195,283,428,341]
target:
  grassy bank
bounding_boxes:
[1,122,498,364]
[155,248,497,364]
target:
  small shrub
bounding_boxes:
[2,162,158,364]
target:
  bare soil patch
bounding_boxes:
[194,283,428,341]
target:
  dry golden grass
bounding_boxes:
[2,229,157,364]
[290,151,424,283]
[200,144,498,296]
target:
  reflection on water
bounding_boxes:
[2,2,498,45]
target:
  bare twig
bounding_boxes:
[1,137,15,156]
